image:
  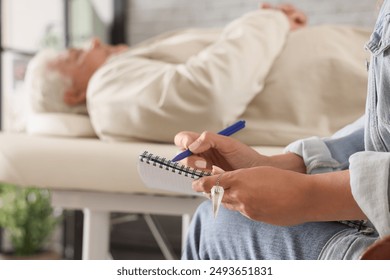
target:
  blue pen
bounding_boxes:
[172,120,246,162]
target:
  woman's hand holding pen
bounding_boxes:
[174,131,310,225]
[174,131,266,171]
[174,131,306,173]
[174,131,367,225]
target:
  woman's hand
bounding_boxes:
[174,131,268,171]
[194,166,312,226]
[193,167,367,226]
[174,131,306,173]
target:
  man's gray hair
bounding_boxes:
[24,49,88,114]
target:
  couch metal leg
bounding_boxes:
[143,214,177,260]
[181,214,191,251]
[82,209,110,260]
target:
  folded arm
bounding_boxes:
[88,9,290,141]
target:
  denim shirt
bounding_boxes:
[365,0,390,152]
[286,0,390,258]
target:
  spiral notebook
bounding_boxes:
[137,151,211,195]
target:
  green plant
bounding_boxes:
[0,184,59,256]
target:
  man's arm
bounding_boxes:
[87,9,291,142]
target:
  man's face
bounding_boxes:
[50,38,128,101]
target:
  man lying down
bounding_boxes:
[25,3,370,146]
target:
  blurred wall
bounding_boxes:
[128,0,379,44]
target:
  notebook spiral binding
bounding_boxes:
[139,151,211,179]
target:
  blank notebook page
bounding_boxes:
[137,151,211,196]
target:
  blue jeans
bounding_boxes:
[181,201,372,260]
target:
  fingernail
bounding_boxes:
[211,165,225,174]
[188,140,200,151]
[195,160,207,169]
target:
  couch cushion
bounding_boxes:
[0,133,283,195]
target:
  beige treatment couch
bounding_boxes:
[0,125,284,260]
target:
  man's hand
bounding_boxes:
[260,2,307,31]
